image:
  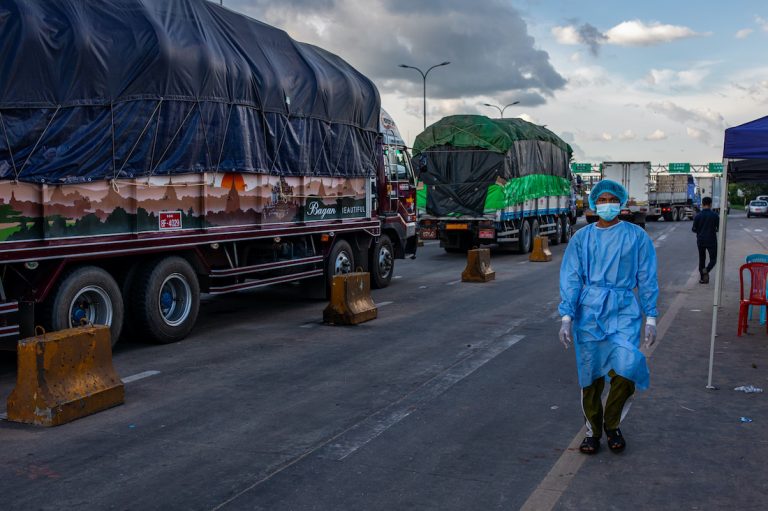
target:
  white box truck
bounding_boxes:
[586,162,651,228]
[694,174,725,213]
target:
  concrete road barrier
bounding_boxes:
[7,325,124,426]
[323,272,378,325]
[529,236,553,262]
[461,248,496,282]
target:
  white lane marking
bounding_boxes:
[756,229,764,233]
[418,285,428,289]
[681,405,697,412]
[394,275,403,279]
[446,280,462,286]
[320,334,525,461]
[520,268,700,511]
[691,309,702,312]
[121,370,161,384]
[745,228,752,233]
[300,323,318,329]
[376,301,394,307]
[657,234,668,242]
[518,261,529,265]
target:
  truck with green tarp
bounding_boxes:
[413,115,574,253]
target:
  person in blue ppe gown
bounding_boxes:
[558,179,658,454]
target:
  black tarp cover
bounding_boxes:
[0,0,381,183]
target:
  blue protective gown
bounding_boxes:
[558,221,658,390]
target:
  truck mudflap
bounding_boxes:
[0,301,21,347]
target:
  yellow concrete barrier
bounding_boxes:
[461,248,495,282]
[7,325,124,426]
[323,272,378,325]
[529,235,553,262]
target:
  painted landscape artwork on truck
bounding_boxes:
[0,174,367,242]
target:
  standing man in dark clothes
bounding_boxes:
[692,197,719,284]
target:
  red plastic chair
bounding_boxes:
[738,262,768,336]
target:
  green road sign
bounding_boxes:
[668,162,691,173]
[570,163,593,173]
[708,162,723,173]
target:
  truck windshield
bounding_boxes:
[385,146,415,185]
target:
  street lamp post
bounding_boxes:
[398,61,451,130]
[483,101,520,118]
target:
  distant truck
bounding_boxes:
[0,0,417,347]
[586,162,651,228]
[646,172,696,222]
[694,174,725,213]
[415,115,574,253]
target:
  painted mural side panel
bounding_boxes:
[0,174,368,243]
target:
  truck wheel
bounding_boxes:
[561,215,572,243]
[132,257,200,344]
[45,266,124,346]
[550,217,562,246]
[370,234,394,289]
[671,208,679,222]
[517,219,532,254]
[326,239,355,295]
[529,219,540,252]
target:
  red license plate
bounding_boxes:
[420,228,437,239]
[159,211,182,230]
[478,229,495,239]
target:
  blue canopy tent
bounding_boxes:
[708,115,768,387]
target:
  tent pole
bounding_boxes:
[707,159,729,389]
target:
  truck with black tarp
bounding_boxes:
[0,0,417,348]
[414,115,574,253]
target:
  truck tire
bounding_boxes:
[326,239,355,295]
[517,219,532,254]
[44,266,124,346]
[550,216,562,246]
[370,234,394,289]
[529,219,540,252]
[671,207,679,222]
[560,215,572,243]
[131,256,200,344]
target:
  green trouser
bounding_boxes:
[582,370,635,438]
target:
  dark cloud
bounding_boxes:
[577,23,607,56]
[228,0,566,102]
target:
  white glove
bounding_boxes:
[644,320,658,349]
[559,317,573,349]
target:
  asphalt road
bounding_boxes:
[0,217,715,510]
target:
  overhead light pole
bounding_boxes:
[398,61,451,130]
[483,101,520,118]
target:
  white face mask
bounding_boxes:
[596,203,621,221]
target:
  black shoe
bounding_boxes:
[702,272,710,284]
[579,436,600,455]
[604,427,626,452]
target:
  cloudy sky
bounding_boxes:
[222,0,768,165]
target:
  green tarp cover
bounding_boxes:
[418,174,570,215]
[413,115,571,156]
[484,174,570,211]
